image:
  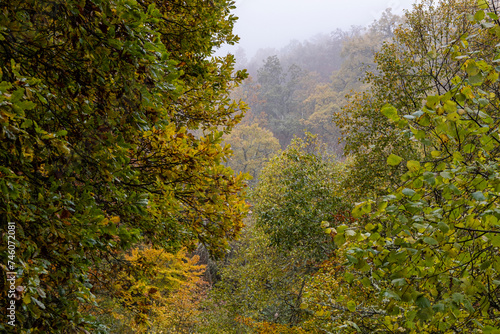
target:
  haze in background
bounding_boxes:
[219,0,417,57]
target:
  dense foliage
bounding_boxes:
[252,135,348,260]
[0,0,248,332]
[301,0,500,332]
[209,0,500,333]
[200,136,350,333]
[341,1,500,331]
[223,123,280,184]
[5,0,500,333]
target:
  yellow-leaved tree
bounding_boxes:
[223,123,280,183]
[89,246,207,333]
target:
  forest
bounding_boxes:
[1,0,500,333]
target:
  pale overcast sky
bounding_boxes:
[220,0,417,57]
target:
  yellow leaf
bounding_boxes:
[407,160,421,172]
[440,134,449,143]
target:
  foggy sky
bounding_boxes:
[220,0,417,57]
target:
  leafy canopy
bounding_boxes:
[329,1,500,332]
[0,0,248,332]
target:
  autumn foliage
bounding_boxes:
[0,0,247,332]
[4,0,500,333]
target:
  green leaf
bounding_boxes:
[483,326,500,334]
[488,12,499,20]
[352,202,371,218]
[469,73,484,85]
[446,112,460,122]
[417,114,431,126]
[485,215,499,226]
[387,154,403,166]
[347,300,356,312]
[443,100,457,113]
[440,171,452,179]
[344,272,355,283]
[416,308,433,320]
[392,278,407,287]
[423,172,435,185]
[31,297,46,310]
[453,152,464,162]
[345,229,356,237]
[416,295,431,308]
[490,235,500,247]
[472,191,486,201]
[346,321,361,331]
[423,237,438,245]
[437,222,450,233]
[361,277,372,287]
[426,96,440,108]
[337,225,348,234]
[481,135,495,151]
[431,150,441,158]
[433,303,446,312]
[447,183,461,195]
[467,62,480,76]
[402,188,416,197]
[463,144,475,153]
[452,293,464,303]
[481,260,492,270]
[477,0,488,9]
[384,290,401,301]
[478,98,490,107]
[381,104,400,121]
[346,254,359,264]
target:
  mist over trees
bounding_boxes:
[223,8,402,176]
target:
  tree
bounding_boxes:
[302,83,345,156]
[197,222,309,333]
[323,0,500,332]
[89,246,207,333]
[256,56,306,146]
[252,134,349,262]
[278,33,345,82]
[0,0,248,332]
[329,11,402,96]
[199,135,352,333]
[334,0,477,201]
[299,240,386,333]
[223,123,280,183]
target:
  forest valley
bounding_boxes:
[2,0,500,333]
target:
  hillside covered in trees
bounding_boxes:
[2,0,500,333]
